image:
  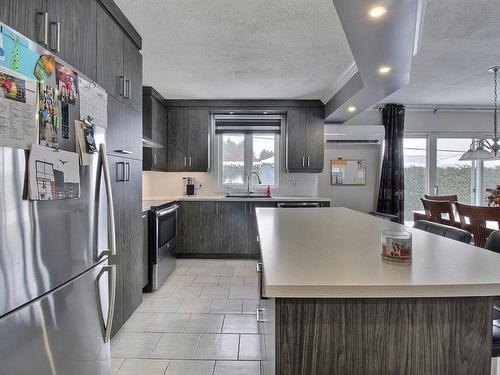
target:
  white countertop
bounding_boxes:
[143,196,332,211]
[256,207,500,298]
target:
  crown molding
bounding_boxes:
[321,62,358,104]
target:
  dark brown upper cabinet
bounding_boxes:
[143,87,167,171]
[0,0,97,80]
[166,108,211,172]
[286,107,324,172]
[47,0,98,81]
[97,4,142,113]
[0,0,47,45]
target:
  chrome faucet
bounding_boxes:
[246,171,262,195]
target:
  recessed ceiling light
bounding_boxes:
[368,6,387,18]
[347,106,357,113]
[229,111,234,114]
[378,65,392,74]
[263,111,268,114]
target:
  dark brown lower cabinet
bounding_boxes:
[178,201,251,258]
[259,297,492,375]
[109,155,142,336]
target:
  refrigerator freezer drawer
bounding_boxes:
[0,261,113,375]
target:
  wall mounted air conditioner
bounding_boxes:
[324,125,385,145]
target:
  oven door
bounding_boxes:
[154,204,178,264]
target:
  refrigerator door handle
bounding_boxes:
[97,264,116,343]
[99,144,117,258]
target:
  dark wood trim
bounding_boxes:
[177,253,259,260]
[274,297,492,375]
[164,99,324,109]
[143,86,165,103]
[98,0,142,49]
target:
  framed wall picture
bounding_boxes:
[331,159,366,185]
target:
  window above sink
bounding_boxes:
[214,115,282,191]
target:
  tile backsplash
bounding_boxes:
[142,171,319,199]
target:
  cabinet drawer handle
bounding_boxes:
[49,21,60,52]
[36,12,48,45]
[114,149,133,155]
[307,157,310,167]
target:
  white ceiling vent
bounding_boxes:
[324,125,385,145]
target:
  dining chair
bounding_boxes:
[455,203,500,248]
[420,198,457,226]
[413,220,472,243]
[424,194,458,203]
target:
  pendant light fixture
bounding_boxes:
[460,66,500,161]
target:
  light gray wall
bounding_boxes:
[405,110,494,134]
[318,143,381,213]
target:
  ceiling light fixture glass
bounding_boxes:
[460,66,500,161]
[379,65,392,74]
[347,106,357,113]
[368,6,387,19]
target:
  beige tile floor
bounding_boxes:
[111,259,261,375]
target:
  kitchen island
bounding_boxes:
[256,207,500,375]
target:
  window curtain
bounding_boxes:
[377,104,405,223]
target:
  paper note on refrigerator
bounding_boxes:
[0,66,37,149]
[79,77,107,129]
[28,144,80,200]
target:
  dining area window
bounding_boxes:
[403,135,499,226]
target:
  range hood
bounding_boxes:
[142,137,163,149]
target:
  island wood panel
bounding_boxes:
[275,297,492,375]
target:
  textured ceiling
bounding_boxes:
[384,0,500,107]
[115,0,354,100]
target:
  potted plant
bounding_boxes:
[486,184,500,207]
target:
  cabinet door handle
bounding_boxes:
[302,157,305,167]
[116,162,125,182]
[153,153,157,165]
[215,203,219,215]
[307,157,310,167]
[125,162,131,181]
[189,156,192,167]
[49,21,60,52]
[183,156,187,167]
[36,12,48,45]
[120,76,126,97]
[124,79,131,100]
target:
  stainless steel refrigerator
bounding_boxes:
[0,24,116,375]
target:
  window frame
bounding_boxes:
[216,132,280,191]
